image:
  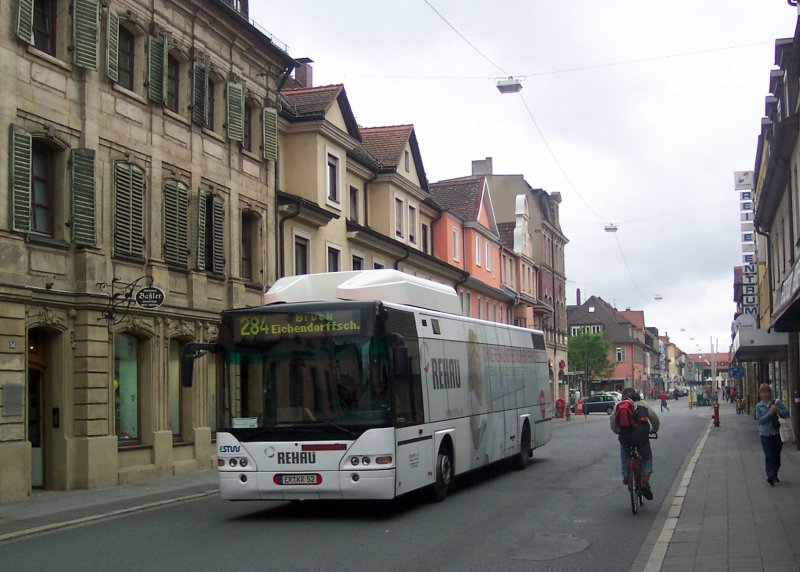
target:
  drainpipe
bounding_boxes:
[393,246,411,270]
[277,197,301,278]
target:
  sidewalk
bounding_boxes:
[646,401,800,572]
[0,468,218,542]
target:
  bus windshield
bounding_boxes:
[222,335,391,437]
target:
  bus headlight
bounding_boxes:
[239,458,248,468]
[229,458,238,467]
[361,456,371,466]
[350,456,360,466]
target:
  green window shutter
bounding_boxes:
[71,148,96,246]
[15,0,34,45]
[114,163,132,254]
[262,107,278,161]
[211,195,225,275]
[196,189,206,271]
[226,82,244,141]
[163,180,189,267]
[114,163,145,256]
[72,0,99,70]
[192,61,208,126]
[148,36,167,103]
[9,125,32,232]
[106,7,119,82]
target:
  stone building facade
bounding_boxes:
[0,0,294,501]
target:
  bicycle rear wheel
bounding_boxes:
[628,468,638,515]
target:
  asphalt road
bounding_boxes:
[0,400,710,572]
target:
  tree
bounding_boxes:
[568,333,613,386]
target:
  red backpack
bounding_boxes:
[615,399,641,430]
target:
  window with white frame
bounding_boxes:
[486,241,491,271]
[475,235,481,266]
[327,244,341,272]
[395,198,404,237]
[477,296,482,319]
[408,205,417,243]
[294,235,309,275]
[349,186,359,222]
[327,154,339,203]
[452,228,460,261]
[615,347,625,362]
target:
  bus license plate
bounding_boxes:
[275,473,322,485]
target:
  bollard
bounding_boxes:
[712,400,720,427]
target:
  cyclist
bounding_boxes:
[611,387,660,500]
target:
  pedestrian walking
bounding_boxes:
[659,391,669,412]
[755,383,789,486]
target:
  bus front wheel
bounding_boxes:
[430,445,453,502]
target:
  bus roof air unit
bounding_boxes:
[264,270,463,315]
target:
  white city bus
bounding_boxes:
[183,270,552,501]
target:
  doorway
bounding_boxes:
[27,329,48,488]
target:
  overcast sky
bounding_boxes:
[251,1,796,357]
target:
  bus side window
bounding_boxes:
[393,343,423,425]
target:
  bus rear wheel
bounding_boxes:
[430,445,453,502]
[513,425,531,470]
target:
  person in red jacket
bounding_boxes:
[659,391,669,412]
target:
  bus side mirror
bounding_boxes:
[181,342,221,387]
[392,345,409,378]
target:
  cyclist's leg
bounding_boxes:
[620,443,629,484]
[640,441,654,499]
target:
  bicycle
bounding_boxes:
[626,433,657,515]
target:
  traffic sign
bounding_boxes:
[135,286,165,309]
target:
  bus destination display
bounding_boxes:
[234,310,362,341]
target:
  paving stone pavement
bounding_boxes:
[656,402,800,572]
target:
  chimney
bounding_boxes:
[471,157,493,176]
[295,57,314,87]
[576,288,581,306]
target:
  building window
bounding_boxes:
[166,54,180,112]
[241,211,257,281]
[33,0,57,55]
[327,245,340,272]
[114,333,141,442]
[327,155,339,203]
[242,101,252,152]
[486,242,491,271]
[352,255,363,270]
[294,236,309,275]
[463,292,471,317]
[486,300,490,321]
[349,186,359,222]
[421,223,429,253]
[373,261,384,270]
[452,228,460,261]
[407,205,417,244]
[476,235,482,266]
[117,26,135,91]
[31,141,55,236]
[615,347,625,363]
[477,296,482,319]
[404,150,410,172]
[395,198,404,237]
[168,339,186,440]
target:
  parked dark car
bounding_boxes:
[582,394,620,415]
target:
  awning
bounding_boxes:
[731,327,788,362]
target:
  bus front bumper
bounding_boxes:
[219,469,396,500]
